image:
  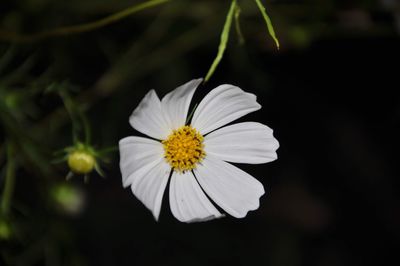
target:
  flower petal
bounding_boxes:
[119,136,164,188]
[129,90,170,140]
[191,85,261,135]
[204,122,279,164]
[194,155,265,218]
[130,160,171,221]
[161,78,203,130]
[169,170,223,223]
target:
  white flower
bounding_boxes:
[119,78,279,222]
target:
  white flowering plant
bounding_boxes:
[120,79,279,222]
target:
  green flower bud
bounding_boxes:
[67,150,95,174]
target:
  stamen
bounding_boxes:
[162,126,205,172]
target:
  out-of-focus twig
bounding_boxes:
[1,142,16,216]
[32,6,221,136]
[0,0,170,43]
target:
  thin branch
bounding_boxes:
[1,142,16,216]
[0,0,170,43]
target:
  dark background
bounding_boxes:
[0,0,399,265]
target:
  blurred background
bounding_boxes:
[0,0,399,265]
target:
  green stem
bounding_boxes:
[77,105,91,145]
[254,0,280,50]
[0,0,170,43]
[60,89,91,145]
[234,4,245,45]
[186,103,198,125]
[60,90,79,143]
[204,0,237,82]
[1,142,16,216]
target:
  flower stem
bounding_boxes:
[60,88,91,145]
[204,0,237,82]
[1,142,16,216]
[234,4,245,45]
[186,103,198,125]
[77,105,91,146]
[253,0,280,50]
[0,0,170,43]
[59,90,79,143]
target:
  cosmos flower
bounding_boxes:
[119,79,279,222]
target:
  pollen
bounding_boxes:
[162,125,205,172]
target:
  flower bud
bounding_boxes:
[67,150,95,174]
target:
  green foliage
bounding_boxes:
[205,0,280,82]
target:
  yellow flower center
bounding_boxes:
[162,125,205,172]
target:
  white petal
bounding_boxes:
[191,85,261,135]
[204,122,279,164]
[130,160,171,221]
[169,171,223,223]
[194,155,265,218]
[161,78,203,130]
[129,90,170,140]
[119,136,164,188]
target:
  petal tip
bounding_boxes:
[122,179,131,188]
[194,77,204,83]
[118,136,130,146]
[153,212,160,222]
[180,213,224,223]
